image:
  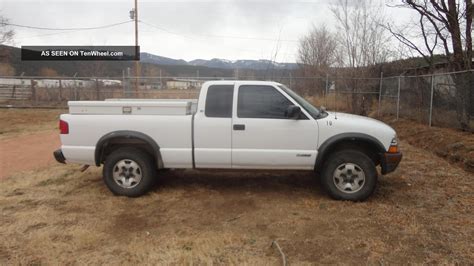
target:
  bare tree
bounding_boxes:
[0,15,14,45]
[297,25,338,95]
[331,0,392,68]
[264,26,284,80]
[330,0,393,114]
[298,24,338,70]
[387,0,472,129]
[386,0,472,71]
[0,15,15,76]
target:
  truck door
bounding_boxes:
[231,84,318,169]
[194,84,234,168]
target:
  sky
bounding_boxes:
[1,0,415,63]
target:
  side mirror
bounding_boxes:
[286,105,301,119]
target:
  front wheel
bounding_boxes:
[321,150,377,201]
[103,147,157,197]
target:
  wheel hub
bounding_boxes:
[333,163,366,194]
[112,159,142,189]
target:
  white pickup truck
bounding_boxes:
[54,80,402,201]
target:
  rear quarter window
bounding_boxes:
[205,85,234,118]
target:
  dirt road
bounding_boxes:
[0,130,59,179]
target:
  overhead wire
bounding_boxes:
[3,20,133,31]
[139,20,298,43]
[139,20,297,57]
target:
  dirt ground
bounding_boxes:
[0,130,59,179]
[0,108,63,140]
[0,108,62,178]
[0,109,473,264]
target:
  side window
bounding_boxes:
[237,85,292,119]
[205,85,234,118]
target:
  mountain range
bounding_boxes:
[140,52,298,70]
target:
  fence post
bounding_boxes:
[289,73,292,89]
[396,76,401,120]
[95,78,100,100]
[11,85,16,99]
[73,73,78,101]
[58,79,62,101]
[334,77,337,113]
[124,67,132,98]
[429,74,434,127]
[30,80,36,102]
[377,72,383,117]
[74,81,77,101]
[122,70,126,97]
[325,74,329,108]
[31,79,38,104]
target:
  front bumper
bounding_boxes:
[53,149,66,164]
[380,152,402,174]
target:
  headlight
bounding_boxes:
[390,137,398,146]
[388,137,399,153]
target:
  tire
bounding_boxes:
[320,149,377,201]
[103,147,157,197]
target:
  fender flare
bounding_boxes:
[94,130,163,167]
[314,132,386,169]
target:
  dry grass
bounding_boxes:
[307,93,353,113]
[0,108,63,140]
[383,116,474,173]
[1,107,473,264]
[1,141,473,264]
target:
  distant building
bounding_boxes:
[138,79,162,90]
[0,78,31,86]
[0,78,122,89]
[100,79,122,87]
[37,79,98,88]
[166,79,204,90]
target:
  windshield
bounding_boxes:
[278,84,324,119]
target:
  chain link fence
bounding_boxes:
[0,69,472,130]
[376,70,473,130]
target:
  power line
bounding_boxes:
[139,20,298,43]
[139,20,296,58]
[5,19,299,44]
[15,30,84,41]
[139,20,197,41]
[4,20,133,31]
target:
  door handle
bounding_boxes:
[233,124,245,130]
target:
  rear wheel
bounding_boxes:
[321,150,377,201]
[103,147,156,197]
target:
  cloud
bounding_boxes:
[1,0,410,62]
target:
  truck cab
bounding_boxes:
[194,80,320,169]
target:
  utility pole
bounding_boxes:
[130,0,139,95]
